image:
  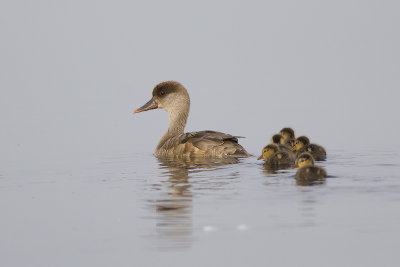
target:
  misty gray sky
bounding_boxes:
[1,0,399,171]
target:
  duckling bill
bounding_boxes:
[134,81,250,158]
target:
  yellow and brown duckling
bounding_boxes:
[271,134,283,144]
[279,127,295,145]
[270,134,296,160]
[258,144,294,169]
[291,136,327,161]
[295,152,327,185]
[286,138,296,148]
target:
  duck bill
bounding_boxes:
[134,98,158,114]
[257,155,263,160]
[291,147,297,151]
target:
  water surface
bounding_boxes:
[1,150,400,266]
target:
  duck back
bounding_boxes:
[155,130,250,158]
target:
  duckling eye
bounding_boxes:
[160,90,166,96]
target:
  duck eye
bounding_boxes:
[160,90,166,96]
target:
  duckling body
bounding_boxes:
[258,144,294,169]
[296,165,327,180]
[292,136,327,161]
[264,151,294,168]
[270,134,296,160]
[296,144,326,161]
[134,81,250,158]
[295,152,327,185]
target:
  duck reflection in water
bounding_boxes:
[153,156,239,250]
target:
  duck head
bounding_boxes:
[257,144,279,160]
[291,136,310,151]
[134,81,190,115]
[295,152,315,168]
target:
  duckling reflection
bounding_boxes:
[297,193,318,227]
[153,157,238,250]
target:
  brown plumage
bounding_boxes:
[279,127,295,144]
[297,144,327,161]
[292,136,327,161]
[264,151,294,169]
[258,144,294,169]
[271,134,283,144]
[134,81,250,158]
[269,134,296,160]
[295,152,327,185]
[295,166,327,185]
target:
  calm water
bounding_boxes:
[1,150,400,267]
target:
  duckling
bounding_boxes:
[279,127,295,145]
[291,136,327,161]
[270,134,296,160]
[286,138,296,148]
[295,152,327,185]
[258,144,294,169]
[271,134,283,144]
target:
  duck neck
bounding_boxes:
[157,102,190,150]
[166,107,189,135]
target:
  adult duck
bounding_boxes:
[134,81,250,158]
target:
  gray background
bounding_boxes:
[1,0,399,171]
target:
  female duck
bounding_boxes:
[291,136,327,161]
[134,81,250,158]
[257,144,294,168]
[295,152,327,184]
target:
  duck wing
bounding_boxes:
[182,131,238,148]
[180,130,249,157]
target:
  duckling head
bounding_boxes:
[280,127,295,142]
[257,144,279,160]
[291,136,310,151]
[271,134,283,144]
[295,152,315,168]
[286,138,295,147]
